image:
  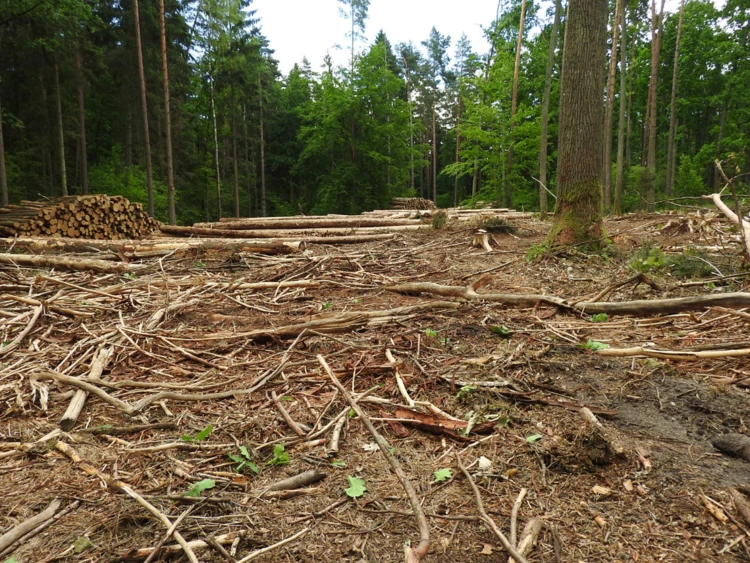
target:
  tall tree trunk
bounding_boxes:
[125,103,133,167]
[134,0,154,216]
[159,0,176,225]
[507,0,527,208]
[232,87,240,218]
[548,0,608,246]
[453,94,461,207]
[665,0,684,197]
[646,0,666,212]
[626,24,636,169]
[209,76,222,219]
[258,74,266,217]
[402,56,415,193]
[602,0,623,210]
[431,105,437,204]
[539,0,562,218]
[38,71,52,195]
[74,44,88,195]
[54,63,68,197]
[242,103,253,216]
[614,3,628,215]
[0,94,7,206]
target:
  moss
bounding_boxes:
[547,179,605,248]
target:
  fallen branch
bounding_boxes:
[120,530,248,561]
[318,355,430,563]
[60,345,113,430]
[0,498,61,554]
[234,528,310,563]
[705,191,750,259]
[386,276,750,316]
[598,346,750,361]
[270,391,311,436]
[0,305,42,357]
[261,470,327,496]
[455,454,530,563]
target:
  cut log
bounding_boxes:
[159,224,422,238]
[0,253,129,273]
[705,193,750,258]
[194,217,422,230]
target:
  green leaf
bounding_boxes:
[239,445,250,459]
[246,461,259,474]
[525,434,543,443]
[228,454,244,464]
[590,313,609,323]
[488,325,513,338]
[195,425,213,441]
[456,385,477,399]
[4,558,21,563]
[281,395,293,402]
[185,479,216,497]
[433,468,453,482]
[267,443,290,465]
[579,340,610,351]
[73,536,92,554]
[345,476,367,498]
[331,460,347,468]
[424,328,438,338]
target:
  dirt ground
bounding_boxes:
[1,211,749,563]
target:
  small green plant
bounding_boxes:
[73,536,92,554]
[123,272,137,280]
[331,460,347,468]
[228,445,259,474]
[456,385,477,399]
[489,325,513,338]
[526,242,550,261]
[322,301,333,310]
[433,468,453,483]
[267,443,290,466]
[4,558,21,563]
[345,476,367,498]
[424,328,438,338]
[181,425,213,442]
[195,261,206,268]
[185,479,216,497]
[590,313,609,323]
[348,409,357,418]
[432,210,448,230]
[526,434,543,443]
[579,340,610,351]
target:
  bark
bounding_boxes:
[402,54,415,193]
[54,64,68,197]
[548,0,608,246]
[625,21,636,169]
[602,0,623,210]
[507,0,527,209]
[159,0,176,225]
[614,3,628,215]
[539,0,562,218]
[665,0,684,196]
[453,95,461,207]
[210,76,221,219]
[74,44,88,195]
[134,0,154,216]
[646,0,666,212]
[258,74,267,217]
[231,86,240,218]
[0,253,128,273]
[0,94,7,207]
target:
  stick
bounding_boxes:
[120,530,248,561]
[327,414,347,456]
[598,346,750,360]
[509,488,528,548]
[0,305,42,357]
[455,454,530,563]
[0,498,61,553]
[60,345,113,430]
[318,355,430,562]
[510,518,544,562]
[0,500,79,559]
[270,391,310,436]
[262,470,327,494]
[143,505,195,563]
[234,528,310,563]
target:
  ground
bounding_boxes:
[1,210,749,563]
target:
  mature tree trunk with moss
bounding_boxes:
[665,0,684,197]
[539,0,562,218]
[548,0,608,247]
[602,0,623,210]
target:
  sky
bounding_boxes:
[252,0,726,76]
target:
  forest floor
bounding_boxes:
[1,210,750,563]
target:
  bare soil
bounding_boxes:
[1,211,749,563]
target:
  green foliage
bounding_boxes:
[181,425,213,442]
[331,460,347,468]
[579,340,610,351]
[228,445,259,474]
[267,443,290,466]
[488,325,513,338]
[73,537,92,554]
[431,210,448,229]
[424,328,438,338]
[526,434,543,443]
[344,476,367,498]
[630,246,715,279]
[526,242,550,261]
[590,314,609,323]
[456,385,477,399]
[433,468,453,482]
[185,479,216,497]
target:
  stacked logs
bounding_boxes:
[0,195,159,239]
[391,197,436,210]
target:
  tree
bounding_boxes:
[614,1,628,215]
[602,0,623,210]
[0,92,7,206]
[74,42,88,195]
[664,0,684,197]
[548,0,608,246]
[507,0,527,208]
[645,0,666,212]
[422,27,451,204]
[539,0,562,218]
[338,0,370,75]
[159,0,176,225]
[133,0,154,216]
[54,62,68,197]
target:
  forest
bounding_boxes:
[0,0,748,226]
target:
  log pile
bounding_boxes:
[0,195,159,239]
[391,197,436,210]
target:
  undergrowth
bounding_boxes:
[629,245,716,279]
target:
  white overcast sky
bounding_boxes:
[252,0,725,76]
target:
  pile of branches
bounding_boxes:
[0,195,159,240]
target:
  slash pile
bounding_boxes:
[0,195,159,239]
